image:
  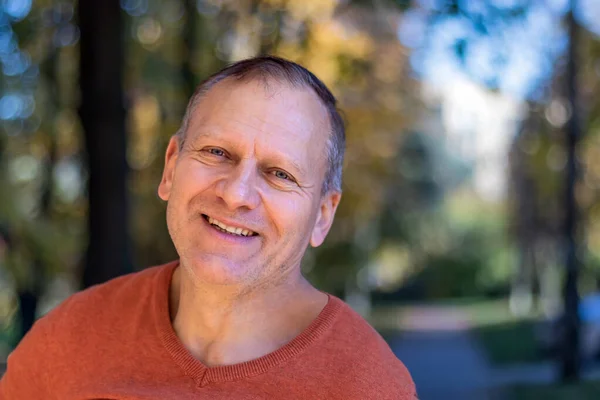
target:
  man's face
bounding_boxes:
[158,79,341,287]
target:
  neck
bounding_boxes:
[169,263,328,367]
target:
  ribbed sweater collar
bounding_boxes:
[153,261,343,388]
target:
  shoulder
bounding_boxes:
[40,261,175,339]
[0,261,176,396]
[321,296,417,399]
[52,262,171,321]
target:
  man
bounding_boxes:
[0,56,416,399]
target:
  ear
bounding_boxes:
[158,136,181,201]
[310,191,342,248]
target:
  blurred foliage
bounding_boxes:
[511,381,600,400]
[473,319,541,366]
[507,29,600,309]
[1,0,600,323]
[0,0,424,300]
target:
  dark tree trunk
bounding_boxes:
[182,0,198,99]
[560,0,581,382]
[17,286,39,338]
[79,0,131,288]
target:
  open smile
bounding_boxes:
[201,214,258,237]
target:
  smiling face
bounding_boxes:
[158,78,341,288]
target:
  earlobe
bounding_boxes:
[158,136,181,201]
[310,191,342,248]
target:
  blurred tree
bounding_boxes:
[79,0,131,287]
[0,1,84,341]
[182,0,198,98]
[560,1,582,379]
[506,0,599,382]
[15,34,59,339]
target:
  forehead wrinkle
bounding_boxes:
[193,78,328,142]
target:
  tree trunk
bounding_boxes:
[79,0,131,288]
[182,0,198,99]
[560,0,581,382]
[17,291,38,338]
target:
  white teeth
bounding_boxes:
[206,216,255,237]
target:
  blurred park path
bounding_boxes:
[383,304,600,399]
[386,306,504,400]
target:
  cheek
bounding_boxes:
[263,192,316,233]
[172,161,217,198]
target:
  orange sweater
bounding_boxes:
[0,261,416,399]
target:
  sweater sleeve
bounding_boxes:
[0,315,52,400]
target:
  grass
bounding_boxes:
[510,381,600,399]
[371,297,545,366]
[427,298,546,365]
[471,319,542,365]
[463,299,543,366]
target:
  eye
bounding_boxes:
[206,148,226,157]
[272,170,291,181]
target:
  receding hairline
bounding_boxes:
[180,74,331,139]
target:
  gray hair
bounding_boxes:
[174,56,345,194]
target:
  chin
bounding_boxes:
[182,252,259,286]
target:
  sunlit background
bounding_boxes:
[2,0,600,398]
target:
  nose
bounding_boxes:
[216,161,261,211]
